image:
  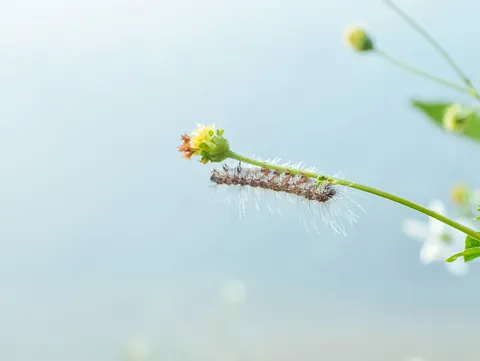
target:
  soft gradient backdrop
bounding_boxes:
[0,0,479,360]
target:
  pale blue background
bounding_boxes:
[0,0,478,360]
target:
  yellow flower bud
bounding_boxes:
[443,104,473,133]
[344,26,374,52]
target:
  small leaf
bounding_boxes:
[411,101,449,123]
[464,234,480,262]
[411,100,480,143]
[446,247,480,262]
[446,232,480,263]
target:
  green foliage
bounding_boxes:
[411,100,480,143]
[411,101,450,124]
[347,1,480,269]
[476,206,480,220]
[464,234,480,262]
[446,233,480,263]
[446,246,480,263]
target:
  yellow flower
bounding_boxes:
[344,26,374,52]
[191,123,216,151]
[178,123,230,164]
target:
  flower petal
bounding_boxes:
[452,218,477,245]
[445,259,468,276]
[402,219,428,241]
[427,199,447,214]
[471,189,480,204]
[420,242,444,264]
[427,199,447,235]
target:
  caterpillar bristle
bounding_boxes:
[210,162,363,235]
[211,163,337,204]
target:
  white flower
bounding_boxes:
[124,335,150,361]
[219,279,247,305]
[402,199,471,276]
[406,357,426,361]
[471,189,480,205]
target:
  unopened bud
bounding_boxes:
[443,104,473,133]
[344,26,374,52]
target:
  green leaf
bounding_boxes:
[446,233,480,263]
[411,100,480,143]
[446,247,480,263]
[411,101,449,123]
[464,234,480,262]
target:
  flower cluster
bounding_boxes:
[403,200,473,276]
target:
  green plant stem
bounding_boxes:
[376,49,471,94]
[227,150,480,241]
[381,0,480,101]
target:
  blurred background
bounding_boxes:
[0,0,479,360]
